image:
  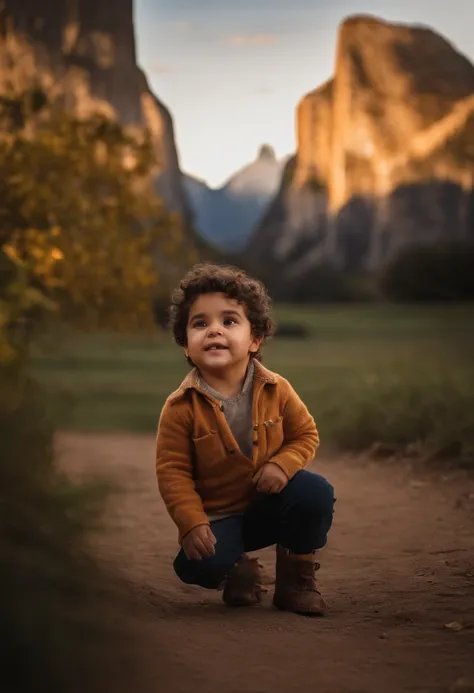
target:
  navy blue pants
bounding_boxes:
[173,469,335,589]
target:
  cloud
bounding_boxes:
[225,33,278,47]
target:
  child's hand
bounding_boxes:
[182,524,217,560]
[253,462,288,494]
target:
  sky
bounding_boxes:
[134,0,474,188]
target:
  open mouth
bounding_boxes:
[204,344,228,351]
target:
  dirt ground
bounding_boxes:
[57,432,474,693]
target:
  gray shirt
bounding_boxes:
[198,359,254,460]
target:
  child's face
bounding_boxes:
[186,292,262,374]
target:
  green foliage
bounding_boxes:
[380,241,474,301]
[266,261,378,304]
[313,363,474,463]
[283,263,355,303]
[0,89,197,358]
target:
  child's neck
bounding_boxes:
[199,359,252,399]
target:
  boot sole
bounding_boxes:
[272,599,326,616]
[223,591,265,607]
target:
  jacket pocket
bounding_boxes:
[192,430,227,477]
[263,416,284,458]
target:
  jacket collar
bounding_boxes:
[167,358,277,405]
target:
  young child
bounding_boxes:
[155,263,335,615]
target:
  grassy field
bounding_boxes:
[32,304,474,464]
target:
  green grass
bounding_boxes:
[32,304,474,464]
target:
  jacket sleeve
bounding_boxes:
[268,379,320,479]
[155,400,210,542]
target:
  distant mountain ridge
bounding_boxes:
[184,145,288,251]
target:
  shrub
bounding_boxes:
[314,363,474,465]
[380,241,474,302]
[0,365,134,692]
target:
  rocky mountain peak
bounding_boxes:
[257,144,276,161]
[249,14,474,297]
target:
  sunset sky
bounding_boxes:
[135,0,473,187]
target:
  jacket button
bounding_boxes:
[253,424,258,430]
[253,440,258,446]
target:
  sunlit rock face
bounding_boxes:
[250,15,474,295]
[0,0,191,220]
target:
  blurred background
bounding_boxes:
[1,0,473,690]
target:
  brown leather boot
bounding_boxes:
[272,546,326,616]
[222,554,267,607]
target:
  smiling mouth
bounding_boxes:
[204,344,228,351]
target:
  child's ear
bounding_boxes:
[249,336,263,353]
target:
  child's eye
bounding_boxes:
[193,320,207,328]
[223,318,237,326]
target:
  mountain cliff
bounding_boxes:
[184,145,286,251]
[250,15,474,295]
[0,0,191,220]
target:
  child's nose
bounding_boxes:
[207,324,223,336]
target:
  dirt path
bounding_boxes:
[57,432,474,693]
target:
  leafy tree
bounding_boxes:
[380,241,474,302]
[0,88,197,359]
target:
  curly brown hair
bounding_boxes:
[169,263,275,363]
